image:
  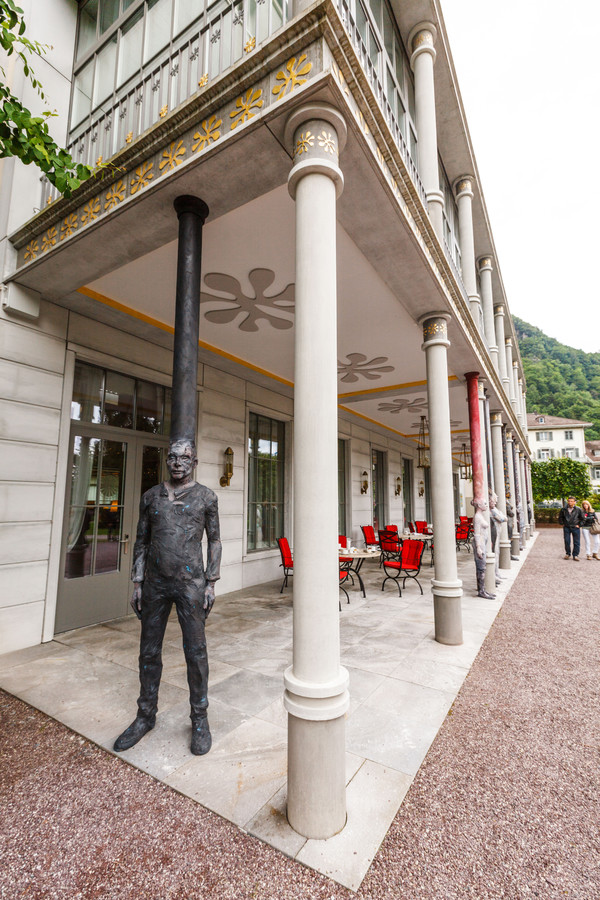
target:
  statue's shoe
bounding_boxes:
[191,717,212,756]
[478,590,496,600]
[114,716,155,751]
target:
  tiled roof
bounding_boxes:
[527,413,593,428]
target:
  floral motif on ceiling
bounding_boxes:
[337,353,395,383]
[200,268,294,332]
[377,396,427,415]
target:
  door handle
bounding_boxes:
[119,534,130,555]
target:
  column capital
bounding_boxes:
[418,312,450,348]
[505,336,513,346]
[490,410,503,426]
[408,21,437,67]
[506,430,514,441]
[512,360,519,370]
[494,303,505,317]
[285,103,347,200]
[173,195,209,222]
[478,255,493,272]
[454,175,474,199]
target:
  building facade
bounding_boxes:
[527,413,591,463]
[1,0,533,837]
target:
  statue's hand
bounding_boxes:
[131,583,143,620]
[204,583,216,617]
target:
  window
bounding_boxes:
[71,360,171,433]
[536,431,553,442]
[593,467,600,479]
[595,450,600,457]
[564,448,578,459]
[564,430,574,440]
[537,416,545,424]
[371,448,386,532]
[247,413,285,551]
[538,449,552,460]
[338,438,347,536]
[402,457,412,526]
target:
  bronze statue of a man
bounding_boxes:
[114,439,221,756]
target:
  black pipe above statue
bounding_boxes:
[171,195,209,444]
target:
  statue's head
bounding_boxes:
[489,491,498,509]
[166,439,198,484]
[471,496,488,513]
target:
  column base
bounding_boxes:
[432,580,463,645]
[485,553,497,593]
[499,541,511,570]
[511,534,520,559]
[287,713,347,839]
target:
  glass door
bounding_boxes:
[56,427,168,632]
[372,448,386,533]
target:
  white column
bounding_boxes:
[284,103,349,839]
[454,177,482,328]
[478,257,499,370]
[494,304,510,393]
[505,338,517,412]
[513,362,522,424]
[490,411,511,569]
[419,314,463,645]
[479,382,496,593]
[506,430,520,559]
[518,450,529,542]
[518,380,527,429]
[527,461,535,532]
[408,23,444,238]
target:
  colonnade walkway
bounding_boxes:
[2,528,598,897]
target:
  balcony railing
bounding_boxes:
[334,0,426,207]
[40,0,289,206]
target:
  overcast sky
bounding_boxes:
[441,0,600,354]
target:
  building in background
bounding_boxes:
[527,413,591,463]
[1,0,533,839]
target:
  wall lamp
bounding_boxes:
[360,471,369,494]
[395,476,402,496]
[219,446,234,486]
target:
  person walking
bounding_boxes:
[558,496,584,561]
[581,500,600,560]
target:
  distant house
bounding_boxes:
[527,414,592,462]
[585,441,600,493]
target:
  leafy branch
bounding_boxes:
[0,0,94,197]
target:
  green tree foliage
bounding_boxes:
[0,0,93,196]
[531,457,591,504]
[514,316,600,440]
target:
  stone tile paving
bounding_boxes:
[1,530,598,897]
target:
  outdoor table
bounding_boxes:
[339,548,380,597]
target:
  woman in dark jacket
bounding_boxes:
[581,500,600,560]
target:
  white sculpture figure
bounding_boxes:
[489,490,507,585]
[471,496,495,599]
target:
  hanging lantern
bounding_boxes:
[459,442,472,481]
[417,415,430,469]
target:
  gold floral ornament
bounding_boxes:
[272,54,312,101]
[192,116,222,152]
[24,239,38,262]
[244,36,256,53]
[81,197,101,226]
[105,180,126,211]
[295,131,315,156]
[230,88,263,129]
[159,104,168,117]
[126,131,133,144]
[96,156,103,167]
[159,140,187,171]
[41,226,57,253]
[198,73,209,87]
[60,214,78,241]
[130,161,154,194]
[318,131,336,154]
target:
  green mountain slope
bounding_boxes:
[513,317,600,440]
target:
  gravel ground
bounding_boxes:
[1,529,599,900]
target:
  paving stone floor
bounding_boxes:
[0,537,534,891]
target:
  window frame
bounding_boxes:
[246,409,287,554]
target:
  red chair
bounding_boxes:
[382,539,425,596]
[415,520,432,535]
[408,521,415,533]
[339,569,350,609]
[385,524,398,533]
[277,537,293,593]
[455,522,472,552]
[361,525,379,550]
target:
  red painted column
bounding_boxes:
[465,371,484,501]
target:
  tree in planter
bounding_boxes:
[531,457,591,505]
[0,0,93,196]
